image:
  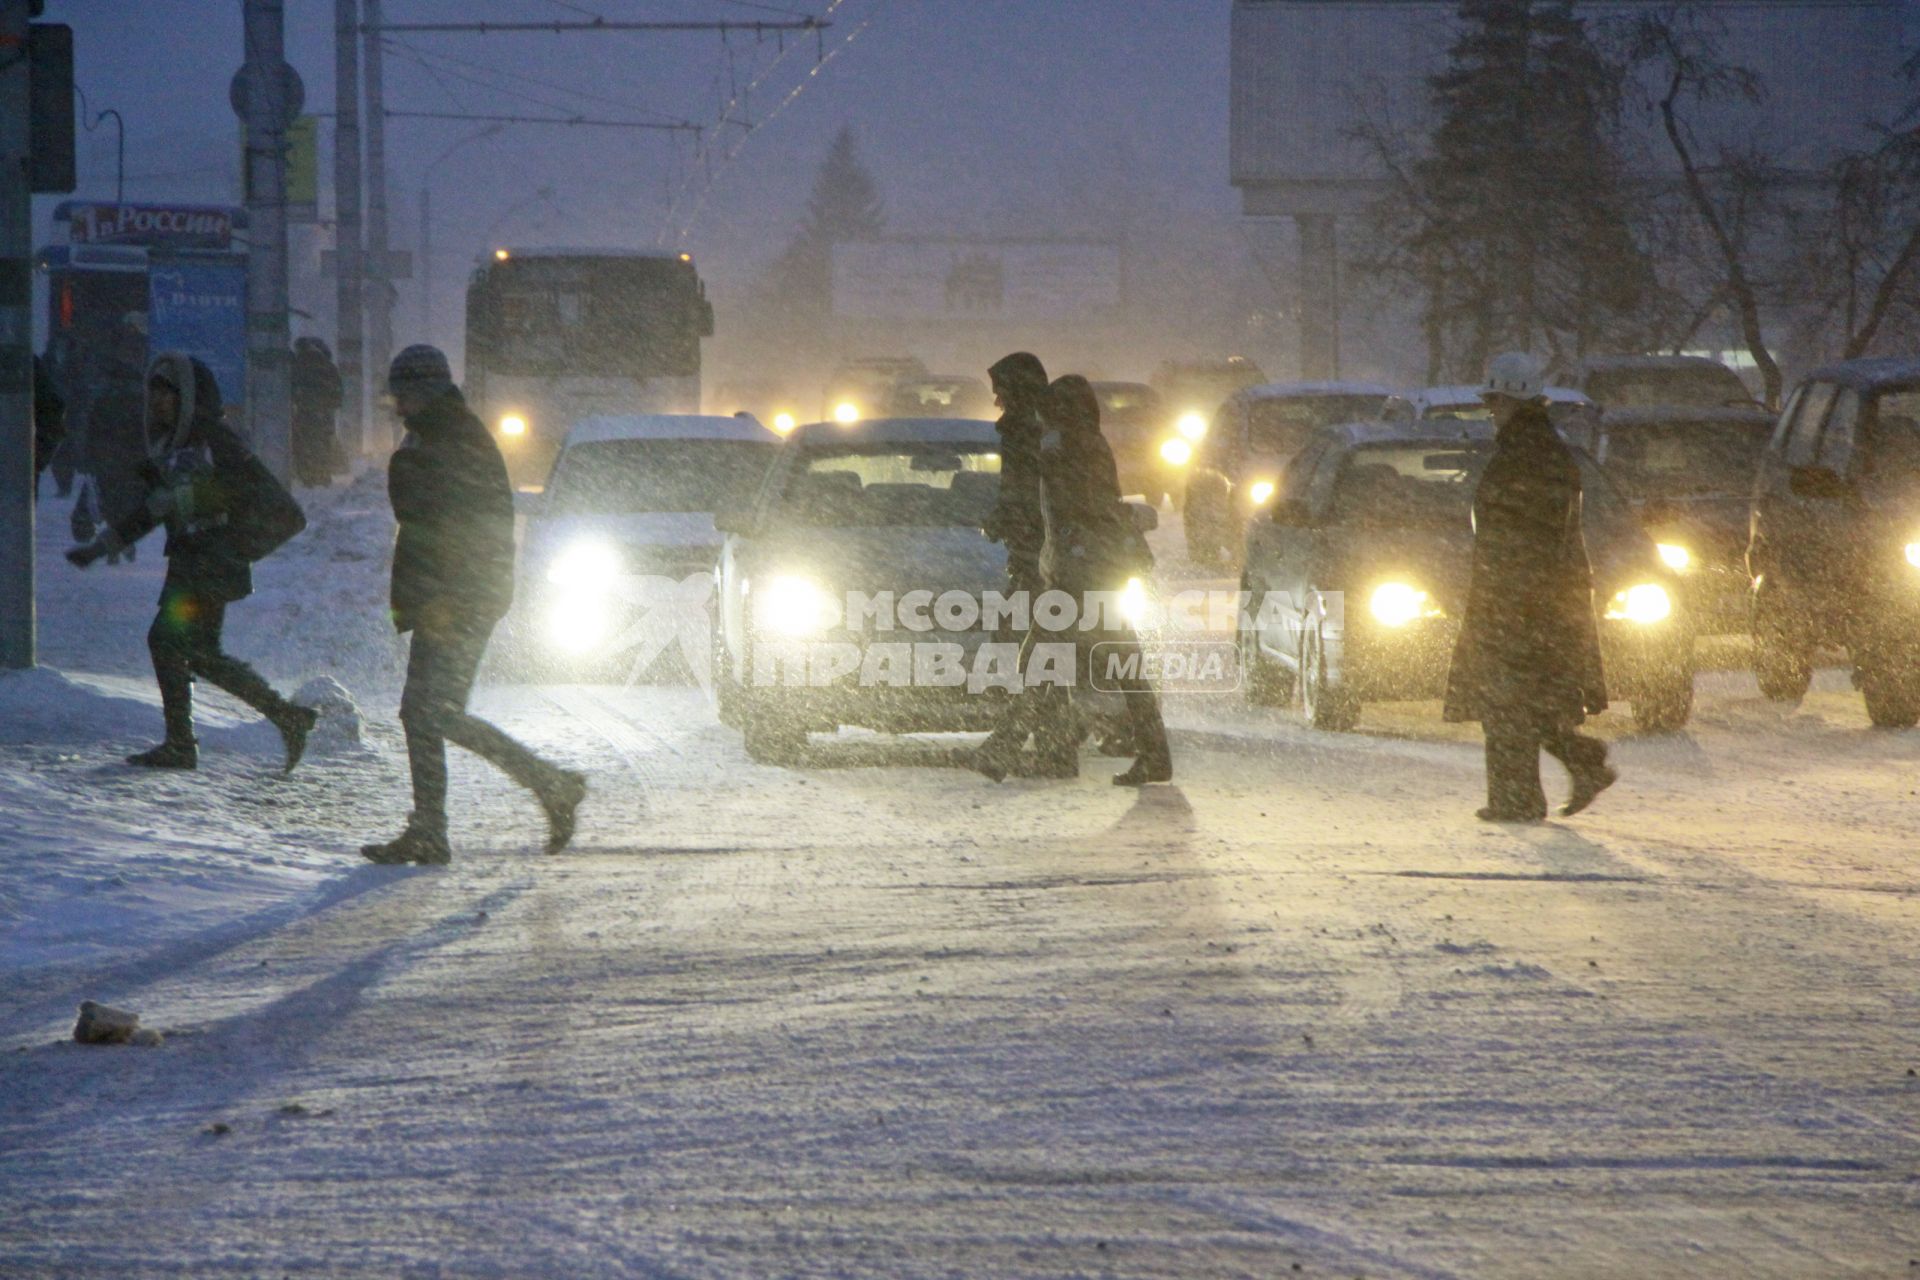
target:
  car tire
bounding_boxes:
[1860,660,1920,729]
[1753,630,1812,704]
[1238,605,1294,707]
[1631,668,1695,732]
[1299,624,1359,731]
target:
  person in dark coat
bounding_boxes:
[974,374,1172,786]
[66,352,317,771]
[290,337,345,487]
[362,344,585,866]
[32,354,65,501]
[1442,351,1615,822]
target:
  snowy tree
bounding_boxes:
[761,126,886,323]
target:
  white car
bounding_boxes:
[506,413,781,680]
[1382,384,1600,450]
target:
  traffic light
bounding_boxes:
[29,23,74,195]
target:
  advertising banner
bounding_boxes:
[148,257,249,410]
[67,202,238,250]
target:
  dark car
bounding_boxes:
[1237,421,1695,732]
[1181,381,1394,570]
[1090,381,1175,506]
[1568,355,1759,412]
[1746,358,1920,725]
[1593,406,1776,634]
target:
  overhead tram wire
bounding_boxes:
[385,109,697,133]
[383,35,700,128]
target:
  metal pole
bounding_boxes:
[333,0,364,456]
[362,0,393,449]
[418,182,428,338]
[0,0,34,669]
[242,0,294,482]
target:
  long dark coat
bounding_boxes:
[108,357,273,604]
[1037,375,1148,594]
[1442,402,1608,725]
[387,389,516,635]
[984,353,1047,587]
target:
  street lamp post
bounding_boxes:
[75,87,125,204]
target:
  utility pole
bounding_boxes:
[361,0,393,450]
[0,0,33,669]
[239,0,295,481]
[333,0,363,457]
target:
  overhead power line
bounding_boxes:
[369,19,828,36]
[385,109,699,133]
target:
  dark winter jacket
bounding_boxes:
[291,340,343,418]
[1037,375,1147,593]
[1442,402,1608,725]
[32,354,64,479]
[983,353,1048,586]
[107,356,271,604]
[388,388,516,635]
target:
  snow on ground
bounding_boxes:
[2,481,1918,1276]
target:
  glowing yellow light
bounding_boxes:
[1248,479,1276,506]
[1369,582,1434,627]
[678,252,692,262]
[1120,576,1148,627]
[772,412,797,435]
[1907,541,1920,569]
[1159,437,1192,466]
[545,540,621,590]
[1656,542,1691,572]
[1176,411,1208,441]
[759,575,833,637]
[1606,583,1673,625]
[832,401,860,425]
[494,248,510,261]
[499,413,528,438]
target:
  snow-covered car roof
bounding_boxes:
[563,414,781,447]
[1800,356,1920,393]
[1236,380,1396,402]
[1405,384,1593,410]
[1596,405,1777,430]
[790,417,1000,447]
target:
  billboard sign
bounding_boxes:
[66,202,238,250]
[832,241,1122,321]
[148,257,249,409]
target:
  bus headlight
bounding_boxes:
[1175,411,1207,442]
[1369,581,1438,627]
[1159,437,1193,466]
[1248,479,1276,506]
[832,401,860,425]
[499,413,528,438]
[1606,582,1673,625]
[546,540,621,591]
[772,412,797,435]
[1656,542,1692,572]
[757,575,834,637]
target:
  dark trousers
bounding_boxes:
[984,599,1169,769]
[400,619,557,830]
[148,587,291,741]
[1481,704,1608,816]
[1086,631,1172,768]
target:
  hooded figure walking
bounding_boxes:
[290,337,345,488]
[363,345,586,866]
[975,374,1172,786]
[1442,352,1616,822]
[66,353,317,770]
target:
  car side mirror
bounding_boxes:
[1125,501,1159,534]
[1270,497,1312,527]
[714,508,756,536]
[1788,465,1851,500]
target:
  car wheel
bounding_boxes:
[1752,588,1812,704]
[1631,667,1695,732]
[1860,659,1920,728]
[1238,605,1294,707]
[1299,624,1359,731]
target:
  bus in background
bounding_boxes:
[464,247,715,488]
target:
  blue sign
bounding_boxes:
[147,257,249,410]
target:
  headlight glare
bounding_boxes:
[1159,437,1193,466]
[1606,582,1672,625]
[1369,581,1436,627]
[758,575,835,637]
[545,594,610,653]
[1176,411,1208,441]
[1906,541,1920,569]
[772,412,796,435]
[832,401,860,425]
[1248,479,1276,506]
[499,413,528,438]
[1656,542,1691,572]
[1120,576,1148,627]
[545,541,621,590]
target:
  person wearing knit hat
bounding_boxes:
[65,352,318,772]
[362,345,586,865]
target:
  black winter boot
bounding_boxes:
[274,703,320,774]
[537,769,588,854]
[127,738,198,769]
[361,820,451,866]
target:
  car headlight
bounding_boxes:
[832,401,860,425]
[1159,437,1193,466]
[1175,411,1207,442]
[1120,576,1148,627]
[1247,479,1276,506]
[772,412,797,435]
[499,413,528,439]
[545,540,621,591]
[1906,541,1920,569]
[1369,581,1440,627]
[757,574,834,637]
[1656,542,1691,572]
[1606,582,1672,625]
[545,593,610,654]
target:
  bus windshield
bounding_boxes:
[470,256,705,379]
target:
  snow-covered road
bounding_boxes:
[3,487,1918,1277]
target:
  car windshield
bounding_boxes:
[780,445,1002,527]
[1326,443,1482,528]
[546,439,774,515]
[1587,365,1752,409]
[1598,419,1772,499]
[1251,395,1389,454]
